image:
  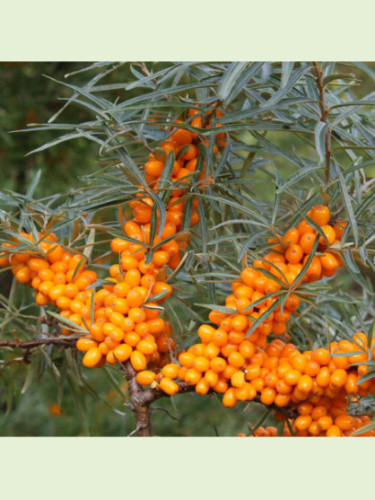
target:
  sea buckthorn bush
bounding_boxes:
[0,61,375,437]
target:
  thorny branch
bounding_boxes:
[0,335,298,435]
[122,360,196,437]
[0,337,76,349]
[313,61,332,184]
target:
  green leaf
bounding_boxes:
[351,420,375,436]
[315,121,329,164]
[262,64,312,108]
[357,370,375,385]
[217,62,250,103]
[245,299,280,338]
[277,165,323,193]
[332,161,359,247]
[194,304,236,314]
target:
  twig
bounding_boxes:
[121,359,198,437]
[313,61,332,184]
[140,62,158,87]
[150,406,181,424]
[0,337,76,349]
[362,177,375,193]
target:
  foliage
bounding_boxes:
[0,61,375,436]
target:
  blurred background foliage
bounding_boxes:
[0,61,374,436]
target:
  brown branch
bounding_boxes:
[362,177,375,193]
[0,337,77,349]
[313,61,332,184]
[121,359,199,436]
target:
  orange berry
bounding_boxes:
[49,284,67,301]
[228,351,245,368]
[319,225,336,246]
[231,315,248,332]
[222,388,237,407]
[111,238,129,253]
[124,269,141,288]
[297,219,314,235]
[152,282,172,300]
[185,368,201,385]
[161,363,179,379]
[136,370,156,386]
[345,373,359,394]
[239,340,255,359]
[159,377,179,395]
[297,402,313,415]
[311,205,330,226]
[285,244,304,264]
[330,369,347,388]
[147,318,165,334]
[333,221,347,239]
[204,370,219,388]
[284,294,300,311]
[282,228,300,246]
[326,425,341,437]
[126,289,144,308]
[274,394,290,408]
[241,268,258,287]
[172,128,193,146]
[198,324,216,343]
[299,232,317,254]
[231,370,245,388]
[152,251,170,267]
[193,356,210,373]
[82,347,102,368]
[137,339,157,355]
[295,415,312,431]
[212,329,228,347]
[145,160,164,177]
[260,387,276,405]
[128,307,146,324]
[76,338,97,352]
[335,414,354,431]
[316,367,331,387]
[297,375,313,394]
[130,350,147,371]
[312,348,331,365]
[284,370,301,386]
[195,378,210,395]
[320,252,339,271]
[28,258,49,273]
[15,266,31,283]
[210,357,227,373]
[64,283,79,299]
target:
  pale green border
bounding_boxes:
[1,0,375,497]
[1,0,375,60]
[0,437,373,499]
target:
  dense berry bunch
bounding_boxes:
[1,107,374,437]
[239,414,375,437]
[0,108,224,375]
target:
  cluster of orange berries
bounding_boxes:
[0,107,225,376]
[74,108,226,371]
[0,230,177,371]
[1,107,374,436]
[132,205,375,435]
[0,232,96,314]
[239,414,375,437]
[143,324,375,435]
[227,204,346,347]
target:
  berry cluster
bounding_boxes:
[232,205,345,346]
[239,414,375,437]
[0,107,224,376]
[1,107,374,436]
[0,232,95,313]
